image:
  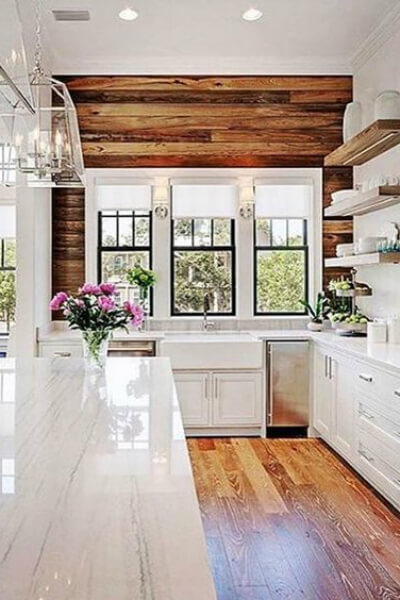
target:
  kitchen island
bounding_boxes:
[0,357,216,600]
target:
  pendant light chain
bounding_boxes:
[33,0,44,77]
[13,0,85,187]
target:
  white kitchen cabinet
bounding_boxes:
[173,369,263,433]
[313,346,333,439]
[330,357,354,461]
[212,372,263,427]
[174,371,210,427]
[313,345,355,460]
[313,339,400,511]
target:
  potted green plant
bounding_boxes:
[300,293,327,332]
[126,266,157,328]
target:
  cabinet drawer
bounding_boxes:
[357,430,400,506]
[39,344,82,358]
[358,396,400,455]
[355,363,400,412]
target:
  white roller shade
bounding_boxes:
[0,205,15,238]
[172,185,236,219]
[255,184,311,218]
[96,185,152,211]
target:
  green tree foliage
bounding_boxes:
[0,272,16,330]
[256,250,305,313]
[174,251,232,313]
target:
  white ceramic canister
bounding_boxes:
[367,320,387,343]
[375,91,400,120]
[388,317,400,344]
[343,102,362,143]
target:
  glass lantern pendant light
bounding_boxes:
[14,0,84,187]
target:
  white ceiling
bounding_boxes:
[40,0,400,74]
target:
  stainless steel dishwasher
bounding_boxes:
[266,340,309,432]
[108,340,156,357]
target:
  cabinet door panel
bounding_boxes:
[174,372,210,427]
[313,347,332,439]
[212,372,262,427]
[331,357,354,460]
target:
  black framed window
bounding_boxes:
[98,210,152,311]
[254,218,308,315]
[171,218,235,315]
[0,238,16,334]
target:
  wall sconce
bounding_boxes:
[239,185,255,219]
[153,182,170,219]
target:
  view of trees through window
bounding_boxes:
[255,218,307,314]
[98,210,309,317]
[99,210,151,307]
[172,218,234,314]
[0,239,16,334]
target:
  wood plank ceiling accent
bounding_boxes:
[62,75,351,169]
[52,75,353,307]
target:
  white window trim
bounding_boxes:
[85,167,322,322]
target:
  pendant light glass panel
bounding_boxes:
[13,76,84,187]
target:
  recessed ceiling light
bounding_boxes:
[119,7,139,21]
[242,7,263,21]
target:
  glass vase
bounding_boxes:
[139,287,149,331]
[82,330,109,369]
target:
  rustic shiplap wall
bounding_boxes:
[52,75,353,308]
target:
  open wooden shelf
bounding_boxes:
[325,252,400,268]
[324,119,400,167]
[325,185,400,217]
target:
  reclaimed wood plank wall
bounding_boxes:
[52,75,353,306]
[52,188,85,312]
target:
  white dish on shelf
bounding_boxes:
[355,236,387,254]
[336,243,354,257]
[331,189,359,204]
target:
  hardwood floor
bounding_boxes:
[187,438,400,600]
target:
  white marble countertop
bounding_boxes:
[0,357,216,600]
[311,331,400,374]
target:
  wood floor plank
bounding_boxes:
[214,439,271,532]
[189,438,400,600]
[206,536,238,600]
[266,440,314,485]
[235,586,273,599]
[231,439,288,514]
[250,531,307,600]
[186,440,220,536]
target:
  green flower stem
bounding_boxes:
[82,330,109,366]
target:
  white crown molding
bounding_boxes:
[51,54,352,76]
[352,3,400,72]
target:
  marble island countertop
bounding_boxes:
[0,357,216,600]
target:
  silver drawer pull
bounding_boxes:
[359,449,374,463]
[359,374,373,383]
[394,390,400,398]
[54,352,71,357]
[359,410,374,420]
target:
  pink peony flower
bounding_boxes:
[98,296,116,312]
[75,299,85,308]
[123,301,144,328]
[49,291,68,311]
[79,283,102,296]
[99,282,116,296]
